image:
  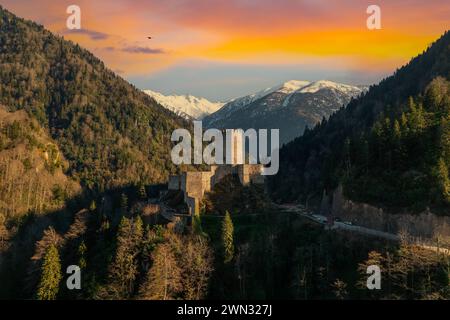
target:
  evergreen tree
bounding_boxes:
[222,211,234,264]
[343,138,352,177]
[361,138,370,174]
[37,244,62,300]
[99,216,144,299]
[434,157,450,203]
[120,193,128,215]
[138,184,147,200]
[78,241,87,269]
[132,216,144,249]
[89,200,97,212]
[439,117,450,161]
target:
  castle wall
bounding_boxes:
[211,165,236,186]
[168,164,264,217]
[238,164,264,185]
[201,171,214,193]
[168,175,181,190]
[185,195,199,216]
[180,173,187,193]
[184,172,204,200]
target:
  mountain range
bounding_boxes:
[203,80,366,144]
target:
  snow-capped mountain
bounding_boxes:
[144,90,224,120]
[203,80,367,144]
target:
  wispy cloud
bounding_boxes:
[63,29,110,41]
[2,0,447,91]
[121,46,166,54]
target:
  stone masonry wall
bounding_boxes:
[168,164,264,216]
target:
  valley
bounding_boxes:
[0,4,449,301]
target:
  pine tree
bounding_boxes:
[393,120,401,141]
[400,112,409,133]
[89,200,97,212]
[343,138,352,177]
[222,211,234,264]
[37,244,62,300]
[434,157,450,203]
[408,98,427,133]
[132,216,144,249]
[138,184,147,200]
[99,216,144,299]
[78,241,87,269]
[120,193,128,215]
[439,117,450,161]
[361,138,370,173]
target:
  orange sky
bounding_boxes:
[0,0,448,99]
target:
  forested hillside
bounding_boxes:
[0,105,84,298]
[270,31,450,212]
[0,106,81,219]
[0,6,188,192]
[0,6,191,299]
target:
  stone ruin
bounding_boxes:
[168,164,265,216]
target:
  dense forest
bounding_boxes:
[0,6,188,193]
[269,31,450,213]
[2,173,448,300]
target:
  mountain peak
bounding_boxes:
[298,80,363,94]
[144,90,224,120]
[278,80,311,94]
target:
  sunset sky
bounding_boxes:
[1,0,448,100]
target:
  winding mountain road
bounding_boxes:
[276,204,450,256]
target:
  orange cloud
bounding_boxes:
[0,0,448,77]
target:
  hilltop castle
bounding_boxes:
[168,131,265,216]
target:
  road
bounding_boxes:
[276,204,450,256]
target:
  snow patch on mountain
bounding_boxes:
[144,90,224,120]
[298,80,361,94]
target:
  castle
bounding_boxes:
[167,131,265,216]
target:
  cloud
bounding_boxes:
[63,29,110,41]
[121,46,166,55]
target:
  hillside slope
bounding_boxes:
[0,6,187,191]
[0,106,81,221]
[269,31,450,212]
